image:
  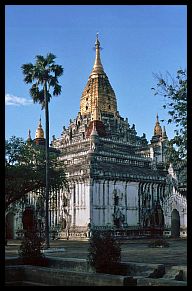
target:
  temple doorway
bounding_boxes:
[171,209,180,238]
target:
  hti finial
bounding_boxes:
[95,32,100,46]
[91,32,104,75]
[38,116,42,128]
[28,129,31,139]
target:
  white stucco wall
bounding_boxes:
[162,188,187,230]
[126,182,139,226]
[89,179,139,227]
[71,180,91,227]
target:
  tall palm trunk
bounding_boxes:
[44,80,50,248]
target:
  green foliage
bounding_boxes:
[152,69,187,190]
[18,207,46,264]
[20,54,64,169]
[18,232,45,259]
[5,136,68,210]
[87,230,121,274]
[152,69,187,161]
[21,53,64,109]
[21,53,64,248]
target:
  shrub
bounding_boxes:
[18,206,47,265]
[87,229,121,274]
[18,231,44,258]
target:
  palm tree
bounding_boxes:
[21,53,64,248]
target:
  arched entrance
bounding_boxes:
[171,209,180,238]
[62,218,67,230]
[5,212,14,239]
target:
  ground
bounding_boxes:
[5,237,187,268]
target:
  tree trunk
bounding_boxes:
[44,80,50,248]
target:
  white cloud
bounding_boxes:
[5,93,33,106]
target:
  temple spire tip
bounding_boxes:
[95,32,100,46]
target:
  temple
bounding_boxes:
[49,35,187,238]
[6,35,187,240]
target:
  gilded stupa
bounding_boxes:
[34,118,45,145]
[154,114,162,136]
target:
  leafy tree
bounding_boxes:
[152,69,187,161]
[5,136,68,211]
[152,69,187,190]
[21,53,64,248]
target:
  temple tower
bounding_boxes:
[80,33,117,119]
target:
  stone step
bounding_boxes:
[163,266,187,281]
[5,281,50,286]
[137,277,187,286]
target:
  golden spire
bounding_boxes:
[35,118,44,139]
[154,113,162,136]
[80,34,117,117]
[91,33,104,75]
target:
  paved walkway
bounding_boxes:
[5,237,187,268]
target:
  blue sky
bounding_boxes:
[5,4,187,143]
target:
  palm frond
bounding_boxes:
[21,63,34,83]
[53,83,62,96]
[46,53,56,64]
[50,64,64,77]
[33,67,44,84]
[49,76,57,87]
[29,85,41,103]
[21,63,34,74]
[22,52,63,107]
[35,55,46,64]
[23,74,33,84]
